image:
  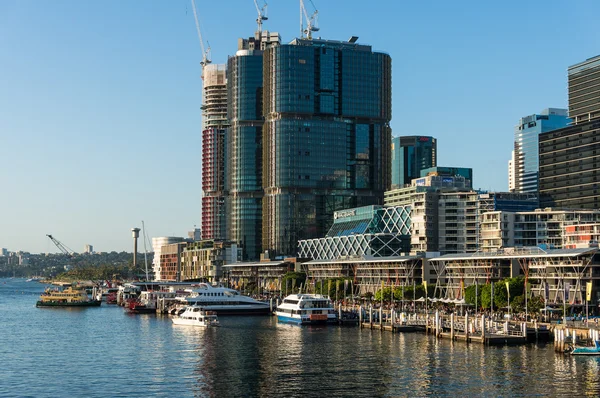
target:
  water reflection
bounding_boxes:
[4,278,600,397]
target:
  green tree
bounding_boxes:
[314,278,352,300]
[464,284,481,308]
[480,283,492,309]
[528,294,546,314]
[375,287,393,301]
[510,295,525,313]
[377,284,428,302]
[282,272,307,294]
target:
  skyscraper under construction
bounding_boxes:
[201,64,228,240]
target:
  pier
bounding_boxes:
[553,325,600,353]
[349,306,552,346]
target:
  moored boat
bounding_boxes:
[126,290,180,314]
[171,306,219,327]
[176,283,271,315]
[274,293,337,325]
[126,299,156,314]
[571,340,600,355]
[36,286,101,307]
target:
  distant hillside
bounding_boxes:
[0,251,154,278]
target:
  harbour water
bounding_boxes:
[2,278,600,397]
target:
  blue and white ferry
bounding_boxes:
[274,294,337,325]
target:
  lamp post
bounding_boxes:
[563,281,568,325]
[491,282,495,320]
[525,279,528,322]
[475,279,478,316]
[413,279,416,316]
[544,279,549,323]
[506,281,510,319]
[401,282,404,312]
[424,281,428,315]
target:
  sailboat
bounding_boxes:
[142,220,150,281]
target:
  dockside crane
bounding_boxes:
[46,234,75,257]
[190,0,211,77]
[300,0,319,39]
[254,0,268,33]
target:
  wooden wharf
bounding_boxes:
[346,305,553,346]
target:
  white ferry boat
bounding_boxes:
[171,306,219,327]
[177,283,271,315]
[274,294,337,325]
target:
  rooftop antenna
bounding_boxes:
[254,0,268,33]
[300,0,319,39]
[191,0,211,77]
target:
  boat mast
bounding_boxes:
[142,220,150,281]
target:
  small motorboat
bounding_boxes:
[571,340,600,355]
[171,306,219,327]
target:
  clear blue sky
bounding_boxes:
[1,0,599,254]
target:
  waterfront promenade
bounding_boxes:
[5,278,600,397]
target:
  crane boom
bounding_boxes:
[254,0,268,33]
[300,0,319,39]
[191,0,211,69]
[46,234,75,257]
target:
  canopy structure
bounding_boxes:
[426,297,467,305]
[541,307,563,312]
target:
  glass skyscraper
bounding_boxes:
[226,32,280,260]
[391,136,437,189]
[512,108,569,193]
[262,38,392,257]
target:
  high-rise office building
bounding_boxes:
[511,108,569,193]
[201,64,228,240]
[226,31,281,260]
[539,55,600,209]
[262,37,392,257]
[391,136,436,189]
[568,55,600,124]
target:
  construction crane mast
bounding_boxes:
[46,234,75,257]
[300,0,319,39]
[191,0,211,76]
[254,0,268,33]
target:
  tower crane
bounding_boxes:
[46,234,75,257]
[190,0,211,76]
[254,0,268,33]
[300,0,319,39]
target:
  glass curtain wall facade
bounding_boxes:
[201,64,228,241]
[262,38,392,257]
[391,136,437,189]
[513,108,569,193]
[226,32,281,261]
[227,51,266,261]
